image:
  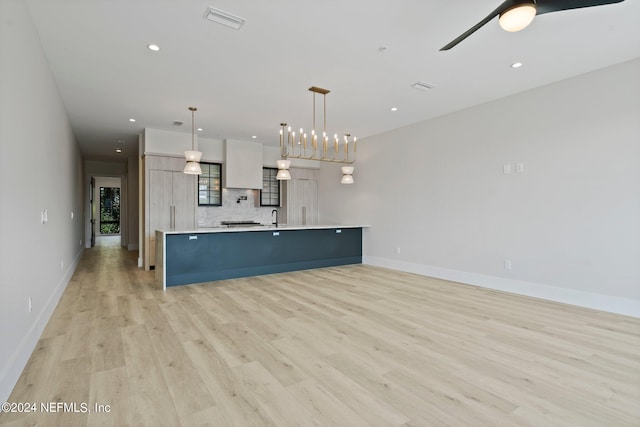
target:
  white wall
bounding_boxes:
[0,0,85,401]
[319,59,640,317]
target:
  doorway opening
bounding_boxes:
[100,187,120,235]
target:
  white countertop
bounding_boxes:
[157,224,369,235]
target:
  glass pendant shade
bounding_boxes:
[184,161,202,175]
[185,150,202,162]
[276,169,291,180]
[341,166,354,184]
[499,3,536,32]
[276,159,292,180]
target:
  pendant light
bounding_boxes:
[276,159,291,180]
[341,166,354,184]
[184,106,202,175]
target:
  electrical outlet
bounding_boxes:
[504,259,512,270]
[395,247,401,254]
[516,163,524,173]
[28,297,32,313]
[60,260,64,270]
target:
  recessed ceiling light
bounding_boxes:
[252,135,257,139]
[147,44,160,51]
[511,62,523,68]
[391,107,398,112]
[197,128,203,132]
[129,118,136,122]
[203,6,246,30]
[115,148,122,153]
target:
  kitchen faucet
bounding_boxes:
[272,209,278,228]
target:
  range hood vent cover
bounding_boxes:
[203,7,246,30]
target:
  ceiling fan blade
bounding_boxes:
[536,0,624,15]
[440,0,521,51]
[440,0,625,51]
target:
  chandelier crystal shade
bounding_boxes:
[183,106,202,175]
[278,86,357,182]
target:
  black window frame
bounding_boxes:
[198,162,222,206]
[260,167,280,207]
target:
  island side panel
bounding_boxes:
[164,227,362,287]
[154,230,167,290]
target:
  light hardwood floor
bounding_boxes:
[1,239,639,426]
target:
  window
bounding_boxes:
[198,163,222,206]
[260,167,280,206]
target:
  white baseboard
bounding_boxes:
[0,249,83,402]
[363,256,640,318]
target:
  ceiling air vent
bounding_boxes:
[173,121,183,126]
[203,6,246,30]
[411,81,436,91]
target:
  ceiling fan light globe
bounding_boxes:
[499,3,536,32]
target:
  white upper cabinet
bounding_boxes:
[223,139,263,189]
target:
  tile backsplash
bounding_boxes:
[197,188,279,227]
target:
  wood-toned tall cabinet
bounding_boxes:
[282,167,319,226]
[144,155,196,269]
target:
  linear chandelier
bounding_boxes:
[278,86,357,183]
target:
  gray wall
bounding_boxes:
[0,0,85,401]
[319,59,640,317]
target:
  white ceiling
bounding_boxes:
[26,0,640,161]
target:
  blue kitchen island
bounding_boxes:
[155,225,366,289]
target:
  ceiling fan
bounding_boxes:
[440,0,625,51]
